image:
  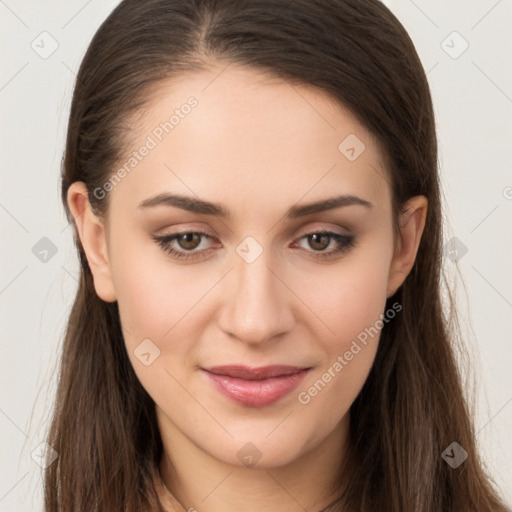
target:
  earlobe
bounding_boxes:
[386,195,428,298]
[66,182,117,303]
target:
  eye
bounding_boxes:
[152,229,356,262]
[291,230,356,259]
[152,231,217,261]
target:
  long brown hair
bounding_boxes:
[45,0,510,510]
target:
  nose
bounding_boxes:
[217,248,295,346]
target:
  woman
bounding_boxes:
[44,0,511,510]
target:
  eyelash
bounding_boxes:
[152,229,356,262]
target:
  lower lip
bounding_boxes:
[203,369,310,408]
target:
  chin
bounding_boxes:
[203,433,312,470]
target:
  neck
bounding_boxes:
[157,412,349,512]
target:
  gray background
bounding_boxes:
[1,0,511,510]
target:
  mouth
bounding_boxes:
[201,365,311,407]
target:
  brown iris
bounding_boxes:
[177,233,202,250]
[307,233,330,251]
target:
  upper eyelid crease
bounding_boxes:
[138,193,373,218]
[153,231,355,264]
[154,230,354,257]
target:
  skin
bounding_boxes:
[67,63,427,512]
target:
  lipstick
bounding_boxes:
[202,365,311,407]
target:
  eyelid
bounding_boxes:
[152,224,349,247]
[295,221,352,237]
[153,220,350,242]
[152,229,218,250]
[152,226,355,262]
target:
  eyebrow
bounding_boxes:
[138,193,373,218]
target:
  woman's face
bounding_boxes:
[70,64,426,470]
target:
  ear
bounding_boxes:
[387,195,428,298]
[67,181,117,302]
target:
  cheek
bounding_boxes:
[108,230,192,347]
[300,251,390,348]
[110,240,211,404]
[109,229,224,374]
[295,251,391,410]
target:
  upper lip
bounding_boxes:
[202,365,310,380]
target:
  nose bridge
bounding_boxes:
[218,241,294,344]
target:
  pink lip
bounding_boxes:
[202,365,311,407]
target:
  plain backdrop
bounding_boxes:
[1,1,511,510]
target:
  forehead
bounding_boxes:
[109,64,391,220]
